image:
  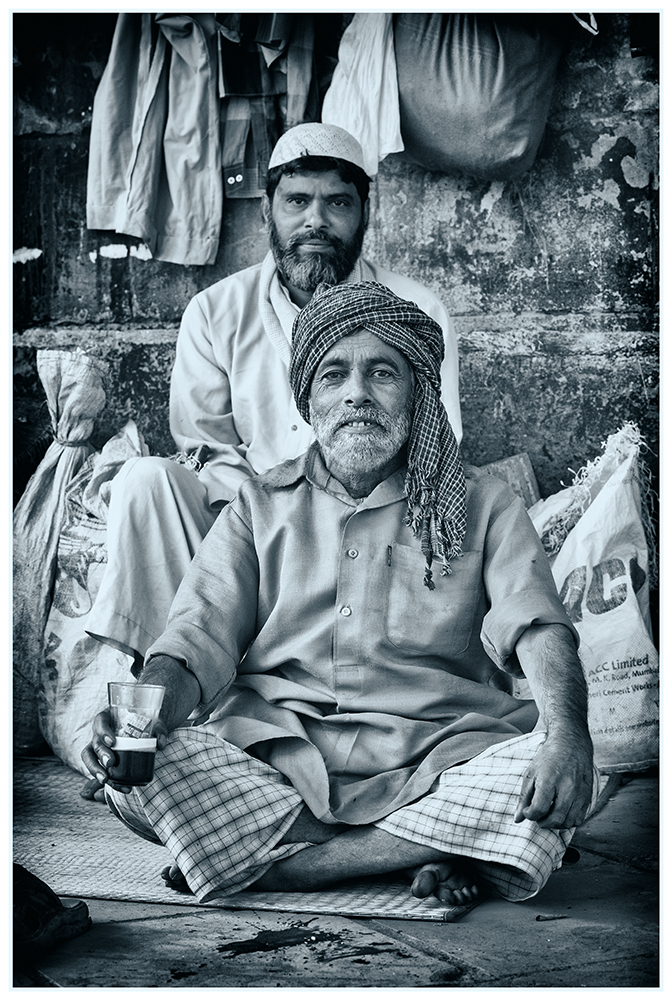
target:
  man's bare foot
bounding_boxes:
[406,860,480,906]
[161,865,191,894]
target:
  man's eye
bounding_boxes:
[372,369,393,378]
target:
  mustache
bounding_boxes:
[327,407,390,431]
[286,230,343,251]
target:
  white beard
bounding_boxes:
[310,407,412,484]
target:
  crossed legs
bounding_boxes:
[107,729,587,905]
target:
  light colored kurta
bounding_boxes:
[87,252,461,657]
[146,445,577,825]
[170,251,462,506]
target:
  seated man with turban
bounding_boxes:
[85,122,461,675]
[83,282,597,906]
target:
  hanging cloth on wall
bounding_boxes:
[393,13,568,181]
[87,13,342,256]
[218,13,325,200]
[86,13,222,266]
[321,12,404,179]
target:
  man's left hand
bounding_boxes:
[514,733,594,829]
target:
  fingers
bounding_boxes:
[80,740,111,785]
[154,720,169,751]
[81,710,169,794]
[515,767,592,829]
[514,767,535,823]
[80,708,133,793]
[516,778,559,826]
[79,777,103,800]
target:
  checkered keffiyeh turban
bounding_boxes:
[289,281,467,588]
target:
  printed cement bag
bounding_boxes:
[528,424,658,772]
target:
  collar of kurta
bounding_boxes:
[258,252,375,366]
[260,441,407,508]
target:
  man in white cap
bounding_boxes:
[84,123,462,708]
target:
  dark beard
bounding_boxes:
[269,218,366,292]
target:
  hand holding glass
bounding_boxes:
[107,682,165,786]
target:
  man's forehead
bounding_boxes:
[275,170,358,196]
[317,329,409,366]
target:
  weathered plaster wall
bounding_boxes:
[14,13,658,502]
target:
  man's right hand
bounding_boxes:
[80,707,169,794]
[81,654,200,793]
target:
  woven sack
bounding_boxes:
[528,425,658,772]
[393,13,566,180]
[41,421,148,773]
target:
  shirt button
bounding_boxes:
[227,176,235,185]
[347,548,359,559]
[235,173,243,182]
[340,605,352,617]
[291,424,298,431]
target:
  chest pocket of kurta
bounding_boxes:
[386,544,481,655]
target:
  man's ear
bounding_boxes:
[261,194,271,228]
[362,198,370,230]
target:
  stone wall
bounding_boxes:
[14,12,658,501]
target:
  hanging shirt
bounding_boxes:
[86,13,222,266]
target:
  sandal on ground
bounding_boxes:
[13,864,91,962]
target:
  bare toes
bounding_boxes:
[409,861,479,905]
[409,862,454,899]
[161,865,191,894]
[435,881,479,905]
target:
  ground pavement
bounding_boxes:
[13,755,659,990]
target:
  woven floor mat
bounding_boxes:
[14,757,476,922]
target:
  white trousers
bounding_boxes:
[86,456,218,658]
[107,729,600,904]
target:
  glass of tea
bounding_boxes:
[107,682,166,786]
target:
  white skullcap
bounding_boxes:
[268,122,368,175]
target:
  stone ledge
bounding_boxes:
[13,319,658,357]
[13,327,180,349]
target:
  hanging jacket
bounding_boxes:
[86,13,222,266]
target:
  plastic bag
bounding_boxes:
[528,425,658,772]
[393,13,567,180]
[13,350,107,753]
[41,421,149,773]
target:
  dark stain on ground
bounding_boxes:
[216,926,412,965]
[318,945,411,964]
[168,968,199,980]
[217,926,342,956]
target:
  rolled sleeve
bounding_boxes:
[477,487,578,672]
[146,624,238,718]
[481,592,579,672]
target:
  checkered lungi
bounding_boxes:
[106,727,600,904]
